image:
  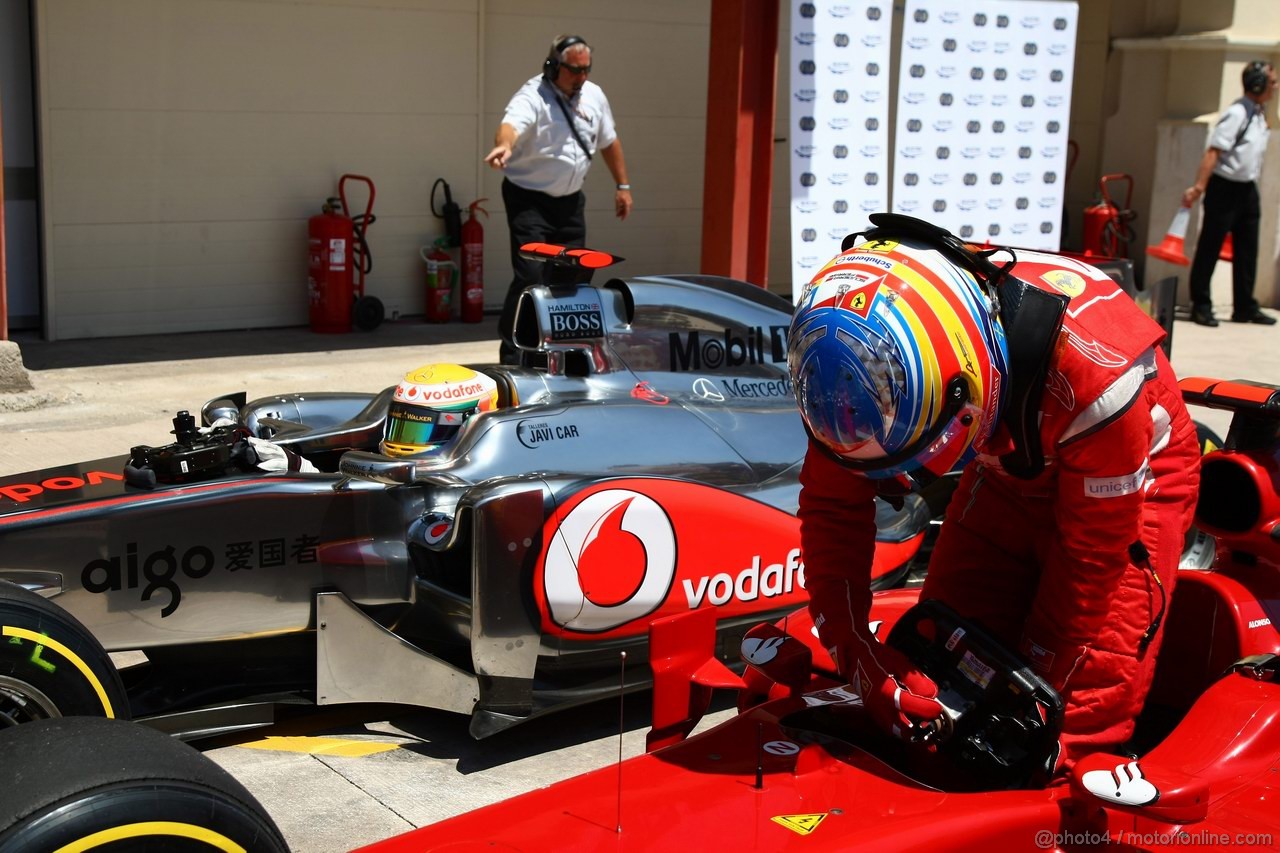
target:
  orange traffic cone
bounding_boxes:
[1146,206,1191,266]
[1220,233,1234,262]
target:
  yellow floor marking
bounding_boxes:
[239,735,400,757]
[771,813,828,836]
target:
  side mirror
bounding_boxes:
[1070,753,1209,824]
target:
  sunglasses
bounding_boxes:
[561,63,592,75]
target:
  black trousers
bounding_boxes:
[498,178,586,361]
[1188,173,1260,316]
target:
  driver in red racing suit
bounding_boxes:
[788,217,1200,775]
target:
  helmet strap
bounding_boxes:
[994,278,1069,479]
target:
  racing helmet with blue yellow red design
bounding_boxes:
[381,363,499,458]
[787,224,1009,482]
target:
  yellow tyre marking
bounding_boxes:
[2,626,115,718]
[53,821,244,853]
[240,735,400,757]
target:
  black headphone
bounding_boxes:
[1243,60,1272,95]
[543,35,588,81]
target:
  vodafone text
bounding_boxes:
[684,549,805,607]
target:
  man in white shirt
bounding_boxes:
[485,35,632,362]
[1183,60,1278,327]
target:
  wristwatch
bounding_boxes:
[616,183,631,190]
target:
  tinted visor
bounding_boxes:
[384,401,471,450]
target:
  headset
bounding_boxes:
[1243,60,1273,95]
[543,34,589,82]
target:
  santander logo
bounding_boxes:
[543,490,676,632]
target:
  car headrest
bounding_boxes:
[512,281,633,376]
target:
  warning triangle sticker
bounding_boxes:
[771,813,828,835]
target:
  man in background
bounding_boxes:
[485,35,632,362]
[1183,60,1278,328]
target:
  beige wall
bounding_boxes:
[33,0,710,339]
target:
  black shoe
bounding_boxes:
[1190,307,1219,327]
[1231,309,1277,325]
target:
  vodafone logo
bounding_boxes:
[544,490,676,632]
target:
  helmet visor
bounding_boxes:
[384,401,471,452]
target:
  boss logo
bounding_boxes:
[549,308,605,339]
[995,67,1008,80]
[800,173,816,187]
[907,119,922,132]
[1024,42,1038,55]
[974,13,987,25]
[1017,197,1030,210]
[1019,146,1032,159]
[904,173,919,186]
[943,38,957,52]
[799,116,816,131]
[967,120,981,133]
[833,200,848,213]
[867,6,881,20]
[801,228,817,242]
[937,146,950,159]
[933,200,947,212]
[1043,171,1058,184]
[940,93,954,106]
[833,145,849,158]
[909,64,925,78]
[866,62,880,75]
[834,89,849,103]
[993,120,1006,133]
[864,173,879,186]
[1022,95,1036,107]
[991,172,1004,184]
[963,173,978,186]
[959,225,975,239]
[834,33,850,47]
[799,60,816,75]
[1051,69,1064,82]
[865,117,879,131]
[970,67,984,80]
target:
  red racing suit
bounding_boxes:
[799,253,1201,771]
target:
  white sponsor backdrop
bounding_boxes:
[892,0,1078,250]
[788,1,892,292]
[789,0,1078,293]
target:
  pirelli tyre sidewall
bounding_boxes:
[0,717,288,852]
[0,580,128,722]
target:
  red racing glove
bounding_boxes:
[827,627,945,741]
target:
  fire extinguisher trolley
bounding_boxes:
[307,174,384,333]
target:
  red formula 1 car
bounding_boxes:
[360,376,1280,852]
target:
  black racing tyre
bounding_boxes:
[0,581,129,725]
[0,716,288,852]
[354,294,385,331]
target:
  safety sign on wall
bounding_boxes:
[789,0,1078,293]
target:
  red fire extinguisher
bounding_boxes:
[461,199,488,323]
[421,238,456,324]
[308,197,355,333]
[1081,173,1136,259]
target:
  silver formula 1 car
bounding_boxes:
[0,246,928,740]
